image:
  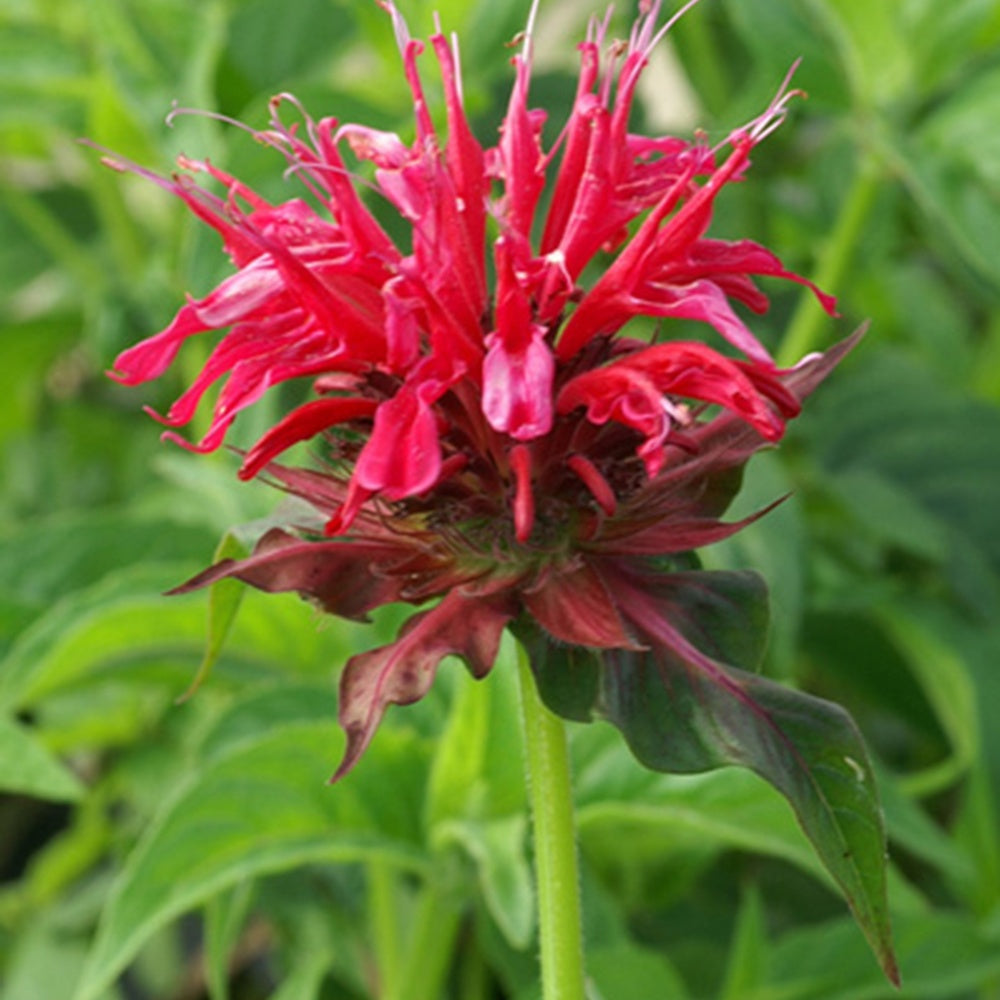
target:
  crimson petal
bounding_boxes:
[239,396,378,480]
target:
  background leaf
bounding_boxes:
[0,716,84,802]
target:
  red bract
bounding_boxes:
[108,0,848,779]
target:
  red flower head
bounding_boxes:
[105,0,851,779]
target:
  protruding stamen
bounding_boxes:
[523,0,541,60]
[377,0,411,55]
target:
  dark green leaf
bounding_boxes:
[809,349,1000,573]
[600,644,895,983]
[524,568,896,983]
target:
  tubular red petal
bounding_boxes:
[482,238,554,440]
[355,387,442,499]
[497,53,546,239]
[567,453,617,515]
[540,40,601,254]
[239,396,378,480]
[509,443,535,544]
[555,157,702,359]
[431,31,488,309]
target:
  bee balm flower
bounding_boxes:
[106,0,847,778]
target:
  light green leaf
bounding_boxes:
[0,509,215,609]
[0,563,362,711]
[575,745,826,884]
[899,67,1000,287]
[949,763,1000,917]
[720,884,769,1000]
[176,532,250,703]
[805,0,913,107]
[588,943,691,1000]
[270,952,334,1000]
[425,664,492,828]
[437,815,534,950]
[72,721,427,1000]
[425,639,524,828]
[0,714,84,802]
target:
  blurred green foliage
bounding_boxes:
[2,0,1000,997]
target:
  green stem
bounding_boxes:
[397,880,462,1000]
[516,644,586,1000]
[369,861,403,1000]
[776,153,881,368]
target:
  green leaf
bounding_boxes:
[436,816,534,950]
[269,952,334,1000]
[701,453,806,679]
[904,0,1000,95]
[72,720,427,1000]
[0,509,216,609]
[769,910,1000,1000]
[809,349,1000,578]
[604,648,895,983]
[525,569,897,984]
[0,563,363,712]
[0,714,84,802]
[721,0,845,110]
[203,881,253,1000]
[425,643,525,827]
[574,745,827,887]
[425,663,492,828]
[198,682,337,764]
[828,468,949,563]
[0,913,100,1000]
[876,605,978,797]
[873,759,973,889]
[950,763,1000,916]
[719,884,769,1000]
[224,0,355,93]
[587,943,691,1000]
[897,67,1000,287]
[176,531,250,703]
[804,0,913,108]
[521,570,769,730]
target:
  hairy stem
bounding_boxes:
[517,643,586,1000]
